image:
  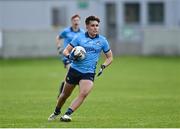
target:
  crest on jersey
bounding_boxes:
[96,41,101,46]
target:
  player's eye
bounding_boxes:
[91,24,99,27]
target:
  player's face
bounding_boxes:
[86,21,99,37]
[71,17,80,28]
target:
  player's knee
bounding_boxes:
[79,92,89,98]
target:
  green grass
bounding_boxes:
[0,56,180,128]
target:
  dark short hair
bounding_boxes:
[85,16,100,25]
[71,14,81,20]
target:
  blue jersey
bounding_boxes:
[59,27,84,49]
[70,32,110,73]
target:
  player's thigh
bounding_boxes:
[79,80,94,95]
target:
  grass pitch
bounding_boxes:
[0,56,180,128]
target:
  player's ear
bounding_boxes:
[86,25,88,30]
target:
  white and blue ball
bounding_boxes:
[72,46,86,60]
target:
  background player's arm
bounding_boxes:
[56,35,63,54]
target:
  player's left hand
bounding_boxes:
[97,64,106,77]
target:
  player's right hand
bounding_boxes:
[68,49,81,61]
[57,46,63,55]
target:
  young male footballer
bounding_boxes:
[56,14,84,97]
[48,15,113,122]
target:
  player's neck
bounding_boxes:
[88,32,97,38]
[72,26,79,32]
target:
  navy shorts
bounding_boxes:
[65,67,95,85]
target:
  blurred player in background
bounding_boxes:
[48,15,113,122]
[56,14,84,97]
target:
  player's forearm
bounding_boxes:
[63,44,73,57]
[103,56,113,68]
[63,48,70,57]
[56,36,62,48]
[102,50,113,68]
[97,53,113,77]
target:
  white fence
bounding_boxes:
[0,28,180,58]
[143,27,180,55]
[0,29,58,58]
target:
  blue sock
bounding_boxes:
[54,106,61,115]
[65,108,74,115]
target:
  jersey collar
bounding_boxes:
[85,32,99,39]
